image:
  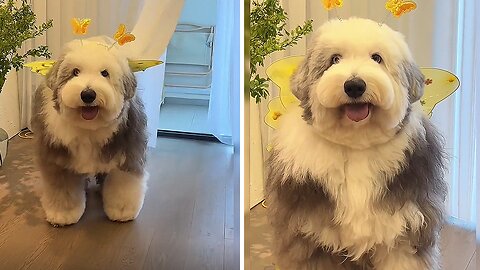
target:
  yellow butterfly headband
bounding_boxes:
[25,19,161,75]
[71,18,136,48]
[322,0,417,19]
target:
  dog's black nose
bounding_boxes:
[344,78,366,98]
[81,89,96,103]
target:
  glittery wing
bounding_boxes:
[385,0,417,18]
[114,24,127,40]
[117,33,136,46]
[128,60,163,72]
[71,18,91,35]
[79,19,91,34]
[322,0,343,11]
[419,67,460,117]
[24,60,56,76]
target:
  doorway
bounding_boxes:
[157,0,217,136]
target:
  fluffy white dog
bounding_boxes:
[266,18,447,270]
[32,38,148,226]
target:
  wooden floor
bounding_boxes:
[0,136,239,270]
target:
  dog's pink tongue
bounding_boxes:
[81,106,99,120]
[345,103,369,122]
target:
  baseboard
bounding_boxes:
[157,129,220,142]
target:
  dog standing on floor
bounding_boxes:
[266,18,447,270]
[32,38,148,226]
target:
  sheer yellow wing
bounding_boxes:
[265,56,303,111]
[128,60,163,72]
[23,60,56,76]
[420,68,460,117]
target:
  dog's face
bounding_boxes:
[292,18,424,148]
[46,39,136,130]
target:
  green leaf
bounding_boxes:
[0,0,53,92]
[249,0,313,103]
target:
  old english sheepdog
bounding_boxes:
[32,38,148,226]
[266,18,447,270]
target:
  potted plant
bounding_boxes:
[0,0,53,91]
[0,0,52,166]
[249,0,313,103]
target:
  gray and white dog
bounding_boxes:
[266,18,447,270]
[32,38,148,226]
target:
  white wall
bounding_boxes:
[0,71,20,138]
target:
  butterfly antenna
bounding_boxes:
[108,42,117,50]
[379,11,390,26]
[333,9,342,21]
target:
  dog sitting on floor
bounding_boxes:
[266,18,447,270]
[32,37,148,226]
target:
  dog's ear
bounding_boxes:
[122,71,137,100]
[291,49,330,123]
[46,58,64,91]
[400,61,425,103]
[291,51,313,102]
[291,49,331,101]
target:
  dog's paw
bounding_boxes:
[103,199,144,222]
[44,204,85,226]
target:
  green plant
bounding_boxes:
[250,0,313,103]
[0,0,53,92]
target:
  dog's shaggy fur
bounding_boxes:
[266,18,447,270]
[32,38,148,226]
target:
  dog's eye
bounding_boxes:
[101,70,109,77]
[72,68,80,77]
[371,53,383,64]
[331,54,342,65]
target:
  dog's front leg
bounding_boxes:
[373,243,440,270]
[102,169,147,222]
[39,163,86,226]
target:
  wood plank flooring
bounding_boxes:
[0,136,239,270]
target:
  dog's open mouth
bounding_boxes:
[80,106,99,120]
[343,103,372,122]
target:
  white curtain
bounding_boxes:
[18,0,184,147]
[251,0,479,225]
[207,0,240,147]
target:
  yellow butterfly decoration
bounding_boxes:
[70,18,91,35]
[24,60,163,75]
[385,0,417,18]
[264,56,460,130]
[23,60,56,76]
[322,0,343,11]
[114,24,136,46]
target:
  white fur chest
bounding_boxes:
[60,135,120,174]
[43,96,123,174]
[274,107,425,259]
